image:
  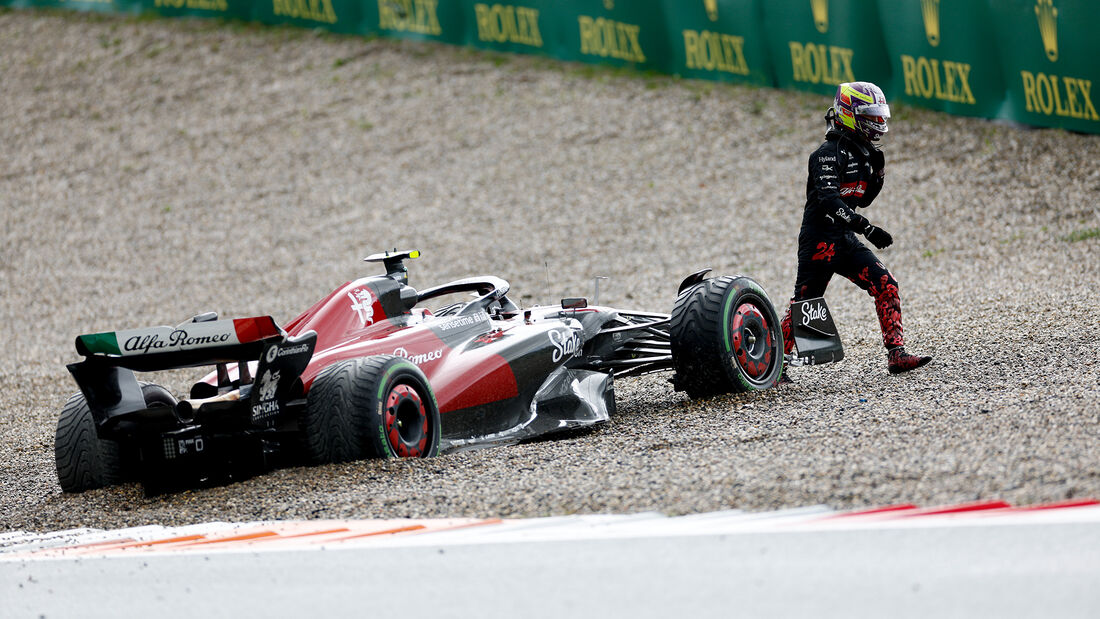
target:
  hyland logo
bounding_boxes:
[1035,0,1057,62]
[704,0,718,22]
[811,0,828,33]
[348,287,375,326]
[921,0,940,47]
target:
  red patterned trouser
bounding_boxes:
[781,236,903,355]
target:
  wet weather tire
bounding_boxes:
[670,275,784,398]
[54,383,176,493]
[303,355,440,464]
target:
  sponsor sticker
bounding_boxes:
[393,347,444,365]
[549,329,583,363]
[438,313,489,332]
[800,300,829,326]
[348,287,375,326]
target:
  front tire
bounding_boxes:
[302,355,441,464]
[670,275,784,398]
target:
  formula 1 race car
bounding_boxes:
[56,250,842,493]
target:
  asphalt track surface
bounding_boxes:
[0,9,1098,532]
[4,503,1100,618]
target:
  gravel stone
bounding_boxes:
[1,10,1098,532]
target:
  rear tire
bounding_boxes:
[55,382,176,493]
[670,275,784,398]
[302,355,441,464]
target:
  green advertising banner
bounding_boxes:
[760,0,892,97]
[545,0,673,71]
[366,0,468,43]
[139,0,247,23]
[3,0,139,14]
[988,0,1100,133]
[876,0,1006,119]
[658,0,773,87]
[455,1,554,56]
[2,0,1098,133]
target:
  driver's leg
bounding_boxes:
[837,244,932,374]
[781,241,837,357]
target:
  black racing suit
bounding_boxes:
[781,127,904,355]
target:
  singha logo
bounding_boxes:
[811,0,828,33]
[704,0,717,22]
[921,0,940,47]
[258,369,280,402]
[1035,0,1058,62]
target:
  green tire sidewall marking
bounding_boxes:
[722,281,754,354]
[377,425,394,458]
[376,359,418,399]
[375,359,428,458]
[722,280,770,387]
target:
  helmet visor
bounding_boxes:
[854,103,890,120]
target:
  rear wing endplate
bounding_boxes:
[788,297,844,366]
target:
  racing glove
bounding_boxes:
[869,148,885,179]
[863,224,893,249]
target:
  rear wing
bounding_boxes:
[69,314,315,427]
[74,315,284,371]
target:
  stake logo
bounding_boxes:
[348,288,375,326]
[800,301,828,327]
[921,0,940,47]
[1035,0,1058,62]
[549,329,583,363]
[811,0,828,33]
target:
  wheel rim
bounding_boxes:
[730,301,776,383]
[384,384,430,457]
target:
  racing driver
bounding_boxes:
[780,82,932,375]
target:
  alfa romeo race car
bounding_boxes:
[56,250,842,493]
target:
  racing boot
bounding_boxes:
[779,305,795,384]
[887,347,932,374]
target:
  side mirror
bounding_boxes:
[560,298,588,310]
